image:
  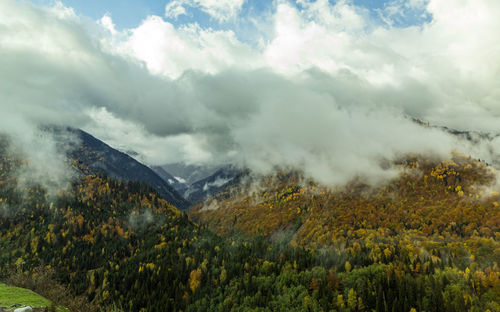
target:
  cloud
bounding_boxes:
[83,107,212,165]
[99,13,118,35]
[165,0,247,22]
[123,16,260,78]
[2,0,500,190]
[378,0,430,26]
[0,114,77,198]
[165,1,187,19]
[260,0,500,131]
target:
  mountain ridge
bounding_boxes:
[56,128,189,210]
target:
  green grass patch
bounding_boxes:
[0,283,67,311]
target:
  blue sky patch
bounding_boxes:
[28,0,431,31]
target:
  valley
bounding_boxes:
[2,0,500,310]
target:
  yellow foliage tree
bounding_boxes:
[189,268,202,293]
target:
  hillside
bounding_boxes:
[0,136,196,311]
[190,155,499,242]
[190,154,500,309]
[1,134,500,311]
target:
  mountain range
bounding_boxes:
[1,128,500,311]
[56,128,239,210]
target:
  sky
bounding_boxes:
[28,0,427,29]
[2,0,500,187]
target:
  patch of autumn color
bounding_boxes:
[154,242,168,249]
[189,268,202,293]
[83,233,95,244]
[190,155,500,253]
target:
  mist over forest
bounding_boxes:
[1,0,500,311]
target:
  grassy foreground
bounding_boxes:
[0,283,67,311]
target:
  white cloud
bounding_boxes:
[123,16,260,78]
[3,0,500,189]
[165,1,187,19]
[264,1,363,75]
[99,13,117,35]
[84,107,212,165]
[165,0,247,22]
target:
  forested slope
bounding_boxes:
[1,134,499,311]
[190,154,500,311]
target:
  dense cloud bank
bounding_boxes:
[1,0,500,186]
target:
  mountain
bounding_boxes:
[161,162,221,185]
[1,136,500,311]
[150,165,188,194]
[57,128,189,210]
[154,162,241,204]
[183,165,242,204]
